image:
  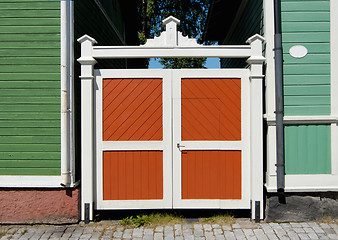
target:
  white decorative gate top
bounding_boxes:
[78,16,265,223]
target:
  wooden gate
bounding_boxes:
[95,69,250,211]
[78,16,265,222]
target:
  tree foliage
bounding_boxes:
[137,0,210,68]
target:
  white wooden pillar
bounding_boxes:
[77,35,97,222]
[246,34,265,220]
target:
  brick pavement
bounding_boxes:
[1,219,338,239]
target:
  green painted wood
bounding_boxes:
[0,10,60,17]
[285,125,331,174]
[284,96,330,106]
[0,0,61,176]
[0,42,60,48]
[0,49,60,57]
[0,97,60,104]
[0,120,60,128]
[282,22,329,32]
[283,32,330,43]
[0,34,60,42]
[283,43,330,54]
[0,152,60,160]
[0,168,60,176]
[0,2,59,9]
[284,106,330,115]
[0,144,60,152]
[281,0,330,116]
[282,12,330,22]
[283,64,330,75]
[1,65,61,73]
[283,54,330,64]
[0,105,59,112]
[0,160,60,168]
[0,113,60,120]
[0,18,60,26]
[0,81,60,89]
[284,75,330,85]
[0,73,60,81]
[0,89,59,96]
[0,128,60,136]
[281,1,330,11]
[284,85,330,96]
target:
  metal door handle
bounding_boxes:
[177,143,185,151]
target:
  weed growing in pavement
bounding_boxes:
[120,213,185,227]
[199,214,235,225]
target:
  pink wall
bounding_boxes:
[0,188,79,223]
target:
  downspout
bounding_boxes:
[60,0,72,187]
[274,0,286,202]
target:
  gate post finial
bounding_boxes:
[163,16,180,46]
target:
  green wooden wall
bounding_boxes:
[221,0,264,68]
[285,125,331,174]
[0,0,61,175]
[281,0,331,116]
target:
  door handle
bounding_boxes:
[177,143,185,151]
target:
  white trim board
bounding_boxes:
[0,176,78,188]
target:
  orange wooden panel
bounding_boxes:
[103,151,163,200]
[181,150,241,199]
[103,78,163,141]
[181,78,241,141]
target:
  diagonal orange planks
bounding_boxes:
[103,151,163,200]
[103,78,163,141]
[181,150,241,199]
[181,78,241,141]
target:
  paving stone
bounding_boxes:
[196,237,206,240]
[307,233,319,239]
[184,235,194,240]
[194,224,203,230]
[133,228,143,238]
[274,228,289,240]
[183,225,192,230]
[144,229,154,235]
[253,229,268,240]
[327,234,338,239]
[298,233,310,240]
[317,233,329,239]
[320,223,331,229]
[143,235,154,240]
[212,224,221,229]
[183,229,193,236]
[113,231,123,238]
[324,228,336,235]
[233,229,246,240]
[290,223,303,228]
[313,226,326,234]
[122,229,132,239]
[155,226,164,232]
[224,230,236,240]
[165,226,173,232]
[280,223,292,229]
[294,228,306,233]
[232,224,241,229]
[260,223,274,234]
[203,224,212,231]
[221,225,231,231]
[215,235,225,240]
[154,232,164,240]
[79,233,92,239]
[175,228,183,237]
[264,232,279,240]
[204,231,215,240]
[175,237,184,240]
[303,227,315,234]
[175,224,182,230]
[164,236,174,240]
[269,222,283,230]
[194,229,204,237]
[243,229,257,240]
[213,228,223,236]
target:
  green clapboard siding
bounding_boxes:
[221,0,264,68]
[0,1,61,176]
[281,0,331,116]
[285,125,331,174]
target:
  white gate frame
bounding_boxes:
[78,16,265,222]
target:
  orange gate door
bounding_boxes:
[172,70,250,209]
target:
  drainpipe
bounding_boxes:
[274,0,286,202]
[60,0,72,187]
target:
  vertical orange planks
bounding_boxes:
[181,150,241,199]
[103,151,163,200]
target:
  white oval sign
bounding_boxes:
[289,45,308,58]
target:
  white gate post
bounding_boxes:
[246,34,265,220]
[77,35,97,222]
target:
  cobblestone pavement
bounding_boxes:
[1,219,338,239]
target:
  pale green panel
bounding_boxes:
[284,85,330,96]
[282,1,330,11]
[283,54,330,64]
[282,12,330,22]
[282,22,329,32]
[284,64,330,75]
[283,43,330,54]
[283,32,330,43]
[284,75,330,85]
[284,106,330,115]
[285,125,331,174]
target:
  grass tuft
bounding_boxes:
[199,214,235,225]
